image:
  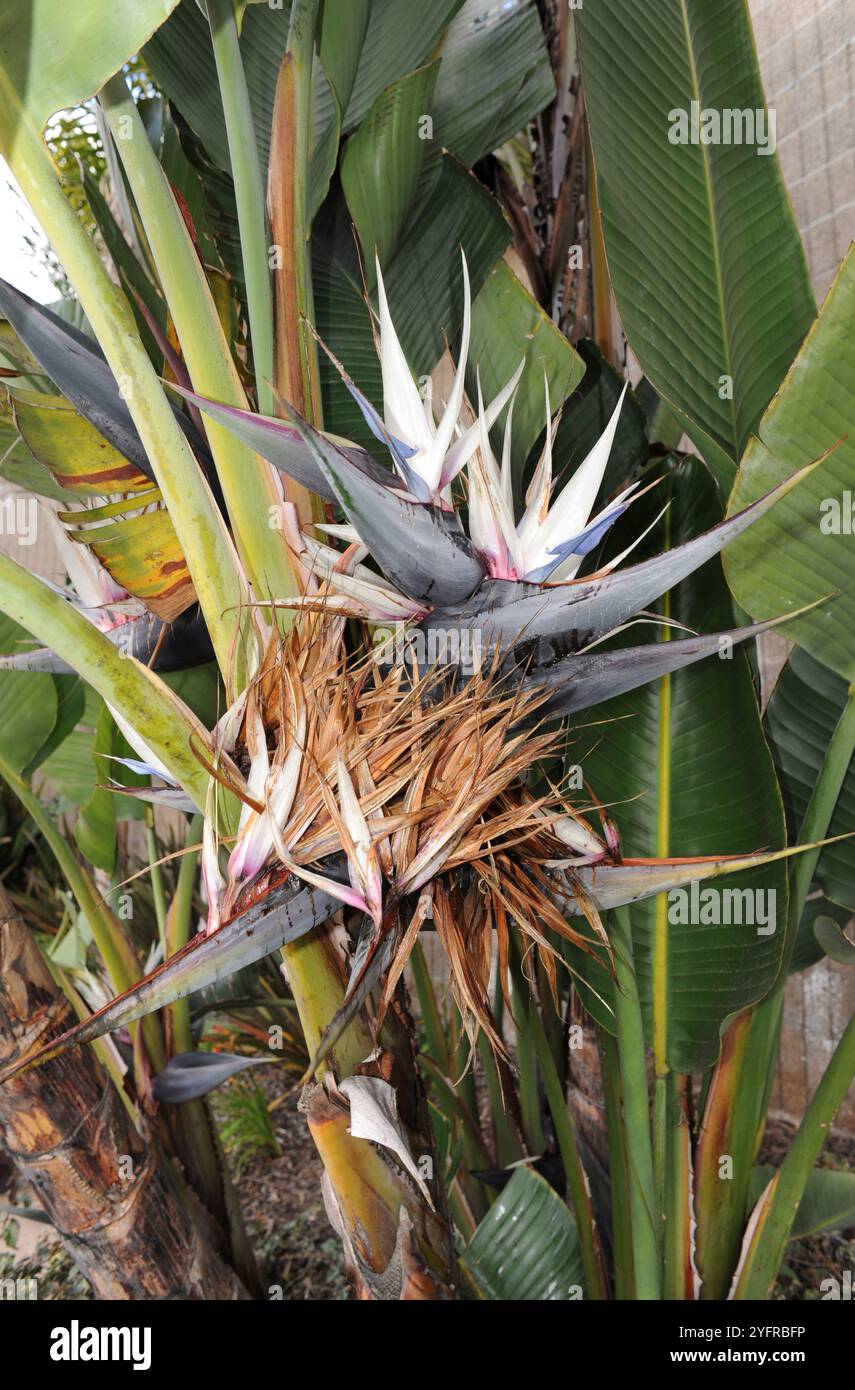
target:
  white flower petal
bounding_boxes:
[530,382,627,568]
[376,257,434,456]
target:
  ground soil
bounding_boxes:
[2,1088,852,1302]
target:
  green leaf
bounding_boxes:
[0,0,181,154]
[466,258,584,477]
[48,904,94,972]
[144,0,339,221]
[74,705,121,873]
[575,457,787,1071]
[725,246,855,680]
[577,0,815,482]
[8,384,152,498]
[82,167,167,366]
[461,1166,584,1300]
[748,1165,855,1240]
[0,614,57,774]
[791,894,851,975]
[341,61,440,271]
[41,686,101,808]
[765,647,855,912]
[343,0,466,130]
[813,917,855,967]
[434,0,555,167]
[24,676,86,778]
[318,0,371,115]
[165,664,223,731]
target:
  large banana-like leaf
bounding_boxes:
[766,647,855,913]
[10,386,153,497]
[568,458,787,1073]
[576,0,815,482]
[0,876,337,1084]
[467,259,585,477]
[747,1165,855,1241]
[0,0,180,156]
[341,61,440,272]
[62,506,194,621]
[342,0,466,129]
[317,0,371,114]
[725,246,855,680]
[433,0,555,169]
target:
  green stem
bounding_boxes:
[652,1071,667,1265]
[419,1053,493,1173]
[289,0,322,410]
[478,1030,524,1168]
[610,905,661,1299]
[206,0,275,417]
[4,118,246,680]
[734,1009,855,1298]
[662,1072,692,1299]
[510,964,546,1155]
[99,73,297,641]
[510,936,609,1300]
[599,1028,635,1299]
[145,808,168,962]
[409,939,450,1072]
[166,814,202,1056]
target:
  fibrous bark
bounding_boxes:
[0,899,246,1300]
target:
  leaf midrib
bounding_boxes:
[677,0,739,454]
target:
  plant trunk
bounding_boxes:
[0,899,247,1300]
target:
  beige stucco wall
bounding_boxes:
[751,0,855,298]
